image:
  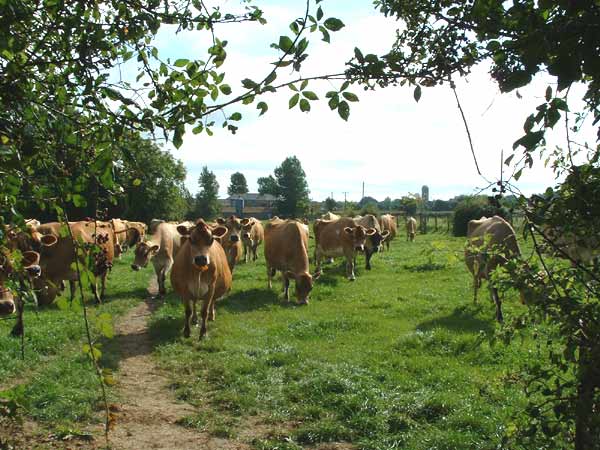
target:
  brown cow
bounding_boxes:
[216,215,243,271]
[131,222,188,296]
[241,217,264,262]
[123,220,146,248]
[406,216,417,242]
[354,215,389,270]
[264,219,313,304]
[170,219,232,339]
[321,212,340,221]
[465,215,522,323]
[379,214,397,250]
[110,218,128,258]
[313,217,376,281]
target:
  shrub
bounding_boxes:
[452,196,508,236]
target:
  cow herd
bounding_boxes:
[0,211,561,341]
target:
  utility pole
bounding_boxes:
[343,191,348,210]
[362,182,365,199]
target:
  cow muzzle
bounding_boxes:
[0,299,16,316]
[25,264,42,278]
[230,235,239,243]
[194,255,209,267]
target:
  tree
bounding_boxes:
[399,196,417,216]
[324,197,337,212]
[258,157,310,217]
[350,2,599,447]
[257,175,279,197]
[194,167,220,220]
[228,172,249,196]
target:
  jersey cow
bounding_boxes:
[171,220,232,339]
[264,219,313,304]
[313,217,376,281]
[406,216,417,242]
[216,216,243,271]
[465,215,522,323]
[241,218,264,263]
[354,215,389,270]
[379,214,397,250]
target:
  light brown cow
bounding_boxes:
[379,214,397,250]
[123,220,146,247]
[465,215,522,323]
[241,217,264,262]
[131,221,188,296]
[170,219,232,339]
[30,221,115,305]
[406,216,417,242]
[264,219,313,304]
[110,218,128,258]
[313,217,376,281]
[216,215,243,271]
[354,215,389,270]
[321,212,340,221]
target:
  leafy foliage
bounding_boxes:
[194,167,220,220]
[258,157,310,218]
[452,196,508,237]
[227,172,249,196]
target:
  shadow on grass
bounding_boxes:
[101,286,150,302]
[403,262,447,272]
[221,288,280,314]
[416,304,494,334]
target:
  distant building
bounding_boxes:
[219,193,277,219]
[421,185,429,203]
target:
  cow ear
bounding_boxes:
[180,236,189,244]
[149,245,160,253]
[216,217,226,225]
[177,225,191,236]
[343,227,354,235]
[241,218,250,226]
[22,251,40,267]
[40,234,58,247]
[212,226,228,239]
[366,228,376,236]
[381,230,390,239]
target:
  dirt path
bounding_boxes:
[105,278,250,450]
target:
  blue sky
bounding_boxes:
[143,0,594,201]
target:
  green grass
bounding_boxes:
[148,232,541,449]
[0,252,151,426]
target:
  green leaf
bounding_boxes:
[316,6,323,20]
[174,58,189,67]
[300,80,308,90]
[264,72,277,85]
[512,130,545,150]
[545,86,552,102]
[414,85,422,102]
[342,92,359,102]
[192,123,204,134]
[354,47,364,62]
[328,96,339,110]
[303,91,318,100]
[338,100,350,121]
[132,178,142,186]
[257,101,268,116]
[323,17,345,31]
[504,154,515,166]
[278,35,294,52]
[241,78,259,90]
[299,98,311,112]
[72,194,87,207]
[230,112,242,121]
[289,93,299,109]
[219,84,232,95]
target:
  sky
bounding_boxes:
[143,0,595,201]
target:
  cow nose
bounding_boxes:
[355,245,364,252]
[0,300,15,316]
[131,264,140,271]
[26,265,41,277]
[230,235,239,242]
[242,233,250,239]
[194,255,208,267]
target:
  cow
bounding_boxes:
[170,219,232,339]
[379,214,397,250]
[0,249,43,336]
[354,215,389,270]
[216,216,243,271]
[465,215,523,323]
[29,221,115,305]
[264,219,313,304]
[131,221,188,296]
[240,217,264,262]
[321,212,340,221]
[110,218,129,258]
[406,216,417,242]
[313,217,376,281]
[123,220,146,247]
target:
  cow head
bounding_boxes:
[0,250,42,316]
[366,229,390,253]
[343,225,376,253]
[131,241,160,271]
[178,220,227,271]
[240,218,256,242]
[286,271,313,305]
[217,216,242,244]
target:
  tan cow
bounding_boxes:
[170,220,232,339]
[110,218,128,258]
[354,215,389,270]
[321,212,340,221]
[264,219,313,304]
[406,216,417,242]
[216,216,243,271]
[241,217,264,262]
[379,214,397,250]
[313,217,376,281]
[30,221,115,305]
[465,215,522,323]
[123,220,146,247]
[131,221,188,296]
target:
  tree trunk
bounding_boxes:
[575,343,594,450]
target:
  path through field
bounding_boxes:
[106,277,249,450]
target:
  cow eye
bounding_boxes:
[207,236,214,245]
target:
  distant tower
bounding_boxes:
[421,185,429,203]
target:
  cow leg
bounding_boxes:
[282,274,290,302]
[253,244,258,261]
[69,280,77,301]
[473,275,480,303]
[91,281,101,304]
[99,271,108,301]
[200,285,216,339]
[191,301,198,325]
[183,298,193,338]
[365,248,373,270]
[314,248,323,278]
[267,266,273,289]
[346,254,356,281]
[243,243,249,263]
[11,296,24,337]
[491,286,503,323]
[209,300,216,321]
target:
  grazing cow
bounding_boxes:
[110,218,128,257]
[170,220,232,339]
[29,221,115,305]
[379,214,397,250]
[264,219,313,304]
[313,217,376,281]
[354,215,389,270]
[406,216,417,242]
[131,222,187,296]
[321,212,340,221]
[123,220,146,247]
[465,215,522,323]
[216,216,243,271]
[241,218,264,262]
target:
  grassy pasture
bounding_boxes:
[0,229,545,449]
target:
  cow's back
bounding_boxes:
[153,222,183,260]
[314,217,355,251]
[356,214,381,232]
[265,220,309,273]
[466,216,520,276]
[381,214,397,238]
